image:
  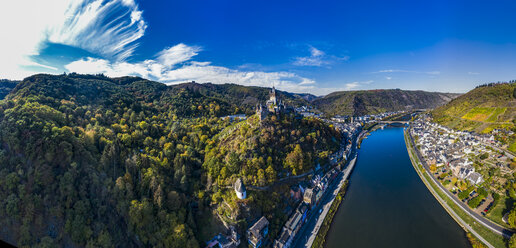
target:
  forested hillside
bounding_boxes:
[0,79,18,100]
[312,89,459,116]
[170,82,312,115]
[0,74,338,247]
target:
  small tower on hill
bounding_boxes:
[234,178,246,200]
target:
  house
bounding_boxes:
[467,172,484,185]
[290,185,303,202]
[303,188,317,208]
[247,217,269,248]
[206,234,235,248]
[273,203,308,248]
[314,188,323,205]
[234,178,246,200]
[458,166,474,180]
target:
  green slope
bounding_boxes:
[170,82,313,114]
[312,89,459,116]
[432,83,516,133]
[0,79,18,100]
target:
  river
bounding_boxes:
[324,126,470,248]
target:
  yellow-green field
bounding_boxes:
[462,107,507,122]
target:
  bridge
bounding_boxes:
[377,120,409,124]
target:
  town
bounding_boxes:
[208,86,406,248]
[410,114,516,226]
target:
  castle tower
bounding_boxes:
[270,85,277,105]
[266,85,278,112]
[256,103,267,122]
[234,178,246,199]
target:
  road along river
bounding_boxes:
[324,126,470,248]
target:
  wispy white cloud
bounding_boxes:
[310,47,325,57]
[375,69,412,73]
[385,76,392,80]
[373,69,440,75]
[468,71,480,75]
[426,71,441,75]
[156,44,201,67]
[345,80,373,90]
[345,82,360,90]
[46,0,147,61]
[293,46,349,67]
[3,1,347,95]
[293,46,327,67]
[65,43,321,93]
[0,0,146,79]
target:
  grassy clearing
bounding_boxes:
[486,108,507,122]
[468,232,489,248]
[487,196,511,229]
[463,107,497,122]
[509,142,516,153]
[404,131,507,248]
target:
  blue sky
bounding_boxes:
[2,0,516,95]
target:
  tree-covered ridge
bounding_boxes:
[204,114,341,188]
[170,82,313,115]
[0,79,19,100]
[312,89,459,116]
[202,114,341,242]
[0,73,338,247]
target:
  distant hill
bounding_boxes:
[0,79,19,100]
[432,82,516,133]
[169,82,313,113]
[312,89,459,116]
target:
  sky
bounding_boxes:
[2,0,516,95]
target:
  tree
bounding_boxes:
[479,153,489,160]
[510,234,516,248]
[509,207,516,229]
[227,152,240,174]
[257,169,266,186]
[285,144,304,175]
[265,165,276,183]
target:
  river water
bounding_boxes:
[324,126,470,248]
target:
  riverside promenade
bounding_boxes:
[292,132,360,248]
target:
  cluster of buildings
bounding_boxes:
[221,114,247,122]
[248,216,270,248]
[256,86,293,122]
[212,101,415,248]
[295,106,321,118]
[411,117,492,185]
[331,111,405,124]
[206,227,241,248]
[273,168,340,248]
[273,203,308,248]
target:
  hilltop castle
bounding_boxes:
[256,85,286,121]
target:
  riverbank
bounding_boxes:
[325,126,470,248]
[404,128,506,248]
[295,155,358,248]
[292,129,361,248]
[311,181,348,248]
